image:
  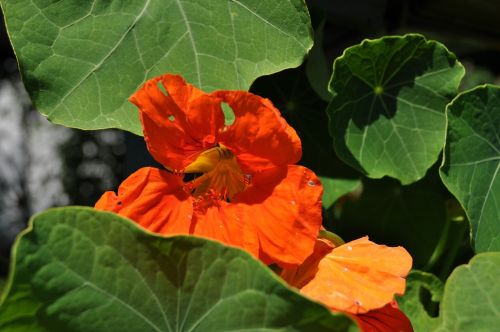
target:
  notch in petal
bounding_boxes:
[130,75,224,171]
[214,90,302,172]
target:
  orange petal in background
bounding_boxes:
[300,237,412,314]
[130,74,224,171]
[214,90,302,172]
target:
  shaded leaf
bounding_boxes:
[327,34,465,184]
[330,172,448,267]
[1,0,313,134]
[397,271,443,332]
[0,207,357,332]
[306,19,331,102]
[440,85,500,253]
[251,64,359,180]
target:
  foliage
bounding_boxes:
[1,0,499,331]
[0,207,356,331]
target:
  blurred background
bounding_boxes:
[1,0,500,278]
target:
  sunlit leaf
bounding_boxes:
[434,252,500,332]
[327,34,465,184]
[0,207,357,332]
[440,85,500,253]
[1,0,313,134]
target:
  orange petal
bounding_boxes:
[214,90,302,172]
[190,201,260,259]
[281,238,335,289]
[300,237,412,314]
[229,165,323,268]
[351,303,413,332]
[94,167,194,234]
[130,74,224,171]
[94,168,258,259]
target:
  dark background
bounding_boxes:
[1,0,499,277]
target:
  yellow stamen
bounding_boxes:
[183,145,248,200]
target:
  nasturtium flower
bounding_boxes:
[280,237,413,331]
[95,74,323,268]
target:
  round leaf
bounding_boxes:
[327,34,465,184]
[0,0,313,134]
[0,207,357,332]
[440,85,500,253]
[435,252,500,332]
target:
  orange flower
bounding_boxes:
[95,74,323,268]
[281,237,413,331]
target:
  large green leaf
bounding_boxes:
[435,252,500,332]
[440,85,500,253]
[1,0,313,135]
[327,34,465,184]
[397,271,444,332]
[0,207,357,332]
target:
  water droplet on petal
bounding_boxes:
[168,115,175,122]
[355,300,362,306]
[307,180,316,187]
[347,245,352,251]
[343,267,348,272]
[187,214,192,220]
[290,200,296,205]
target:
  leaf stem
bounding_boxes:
[423,216,451,271]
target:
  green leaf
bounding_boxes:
[330,172,448,267]
[397,271,443,332]
[319,177,361,209]
[0,207,357,332]
[440,85,500,253]
[305,19,331,102]
[1,0,313,135]
[435,252,500,332]
[327,34,465,184]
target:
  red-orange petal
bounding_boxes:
[213,90,302,172]
[130,74,224,171]
[351,302,413,332]
[93,168,258,260]
[229,165,323,268]
[300,237,412,314]
[94,167,194,234]
[189,201,261,258]
[94,165,322,267]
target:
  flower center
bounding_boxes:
[183,145,249,201]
